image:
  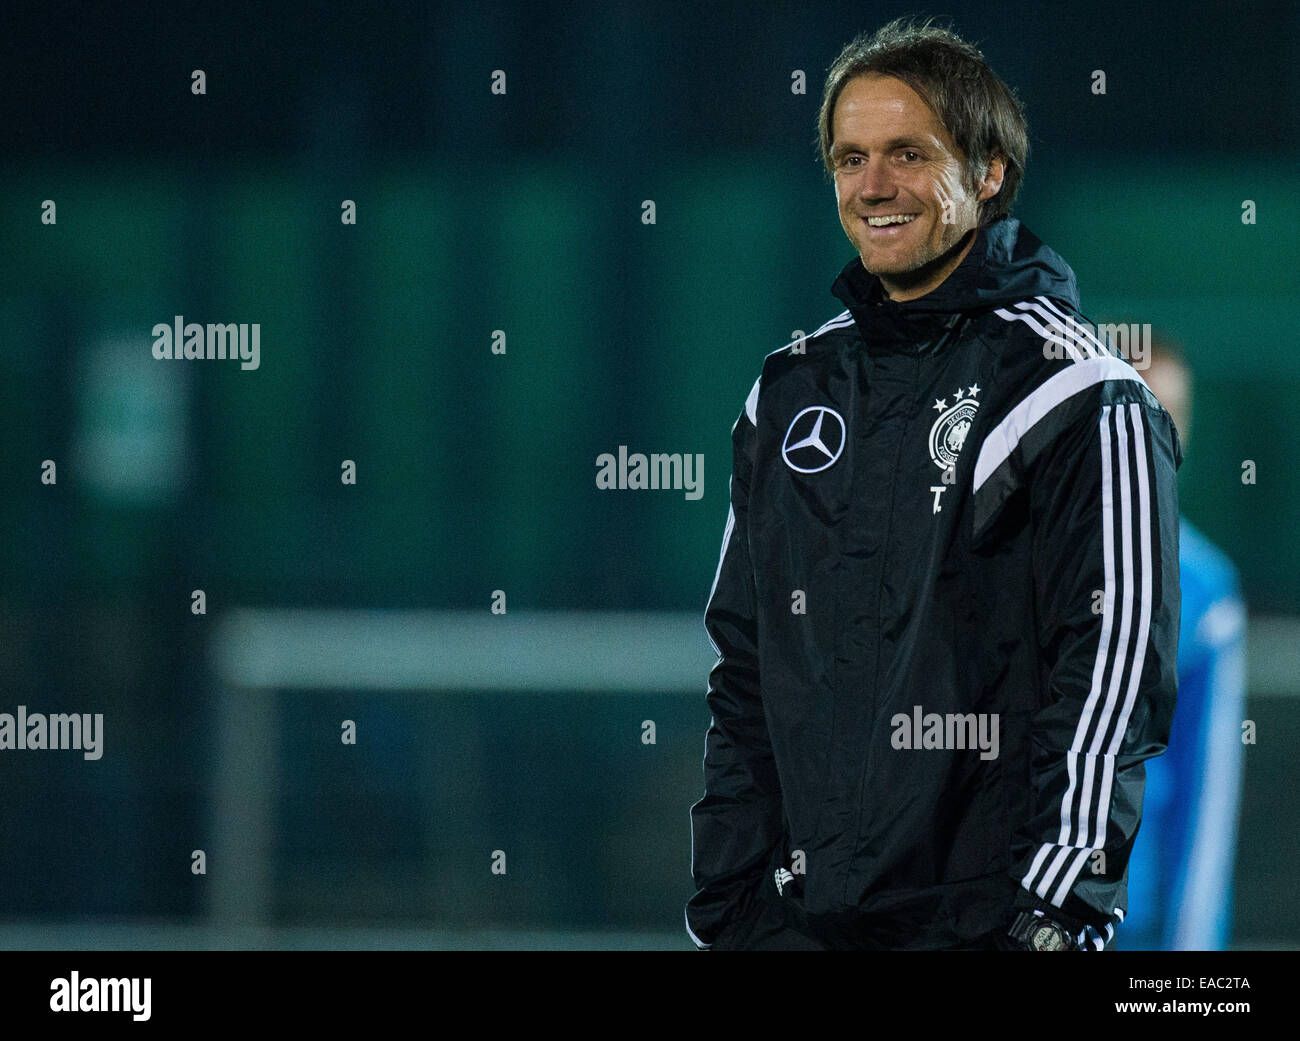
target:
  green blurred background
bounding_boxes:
[0,0,1296,948]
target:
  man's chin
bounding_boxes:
[859,233,969,285]
[861,259,914,276]
[858,252,926,279]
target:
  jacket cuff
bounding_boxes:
[1012,890,1088,936]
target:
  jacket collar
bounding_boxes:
[830,218,1080,357]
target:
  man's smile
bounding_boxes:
[862,213,921,237]
[864,213,919,226]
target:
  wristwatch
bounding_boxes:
[1008,910,1077,951]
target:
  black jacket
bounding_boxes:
[687,218,1182,950]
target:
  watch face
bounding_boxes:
[1030,922,1069,951]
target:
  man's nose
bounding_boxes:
[858,157,896,201]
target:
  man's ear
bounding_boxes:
[977,156,1007,202]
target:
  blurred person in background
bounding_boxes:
[1122,329,1247,950]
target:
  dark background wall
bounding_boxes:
[0,0,1296,947]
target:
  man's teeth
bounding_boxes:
[866,214,917,226]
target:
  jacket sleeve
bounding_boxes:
[1012,389,1182,950]
[685,379,784,950]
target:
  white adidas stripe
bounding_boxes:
[1024,403,1157,909]
[743,312,855,426]
[704,499,736,659]
[973,356,1145,493]
[744,376,761,425]
[994,296,1127,365]
[1106,403,1155,763]
[994,306,1089,363]
[807,309,853,339]
[1025,296,1111,359]
[684,907,709,950]
[1015,300,1104,360]
[1030,407,1127,901]
[774,310,854,356]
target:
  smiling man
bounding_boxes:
[830,72,1005,301]
[687,18,1184,951]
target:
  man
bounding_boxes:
[1122,333,1246,950]
[686,18,1182,951]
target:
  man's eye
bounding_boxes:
[901,151,921,162]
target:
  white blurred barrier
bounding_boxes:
[204,608,1299,935]
[206,609,714,929]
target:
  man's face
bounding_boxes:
[830,73,1002,301]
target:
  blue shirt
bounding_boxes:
[1122,517,1246,950]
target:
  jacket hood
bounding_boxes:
[830,218,1079,355]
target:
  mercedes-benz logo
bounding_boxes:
[782,406,846,473]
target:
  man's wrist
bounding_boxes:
[1013,891,1088,932]
[1007,909,1079,950]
